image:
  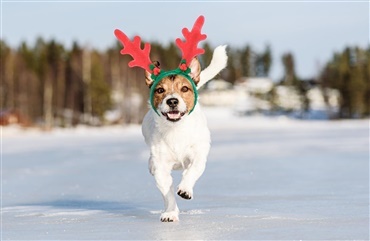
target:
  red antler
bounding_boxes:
[114,29,153,73]
[175,15,207,66]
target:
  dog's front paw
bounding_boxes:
[177,187,193,200]
[160,211,179,222]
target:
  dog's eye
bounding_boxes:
[156,88,165,94]
[181,86,189,92]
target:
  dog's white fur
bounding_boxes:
[198,45,228,89]
[142,45,227,222]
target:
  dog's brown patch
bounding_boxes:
[153,75,195,111]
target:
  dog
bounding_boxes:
[115,16,227,222]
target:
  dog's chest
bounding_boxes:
[142,108,210,165]
[160,127,196,161]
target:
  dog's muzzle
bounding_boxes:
[162,98,186,122]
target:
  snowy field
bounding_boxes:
[2,107,369,240]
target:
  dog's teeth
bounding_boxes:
[167,112,181,119]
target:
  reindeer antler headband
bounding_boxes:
[114,15,207,115]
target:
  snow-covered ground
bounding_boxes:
[2,108,369,240]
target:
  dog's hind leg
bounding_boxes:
[153,167,179,222]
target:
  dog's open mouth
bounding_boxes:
[162,111,186,122]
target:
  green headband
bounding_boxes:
[149,66,198,116]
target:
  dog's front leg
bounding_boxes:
[153,165,179,222]
[177,155,207,200]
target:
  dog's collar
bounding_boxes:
[149,66,198,116]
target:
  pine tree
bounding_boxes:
[365,47,370,116]
[224,51,238,84]
[201,42,213,69]
[261,44,272,77]
[89,51,112,122]
[0,41,15,110]
[281,53,298,85]
[320,46,369,118]
[280,52,310,115]
[164,42,180,70]
[64,42,84,125]
[17,41,38,122]
[240,45,251,77]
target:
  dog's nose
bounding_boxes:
[166,98,179,108]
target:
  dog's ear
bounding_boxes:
[189,57,201,85]
[145,61,160,88]
[145,71,154,88]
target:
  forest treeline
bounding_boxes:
[0,38,369,127]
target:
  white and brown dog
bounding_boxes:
[142,46,227,222]
[115,16,227,222]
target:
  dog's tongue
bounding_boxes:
[167,111,181,119]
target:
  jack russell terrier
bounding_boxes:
[115,15,227,222]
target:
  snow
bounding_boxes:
[235,77,273,94]
[2,107,369,240]
[275,86,302,110]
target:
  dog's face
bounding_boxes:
[146,58,201,122]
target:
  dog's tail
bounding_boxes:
[197,45,228,90]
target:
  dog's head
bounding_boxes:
[145,58,200,122]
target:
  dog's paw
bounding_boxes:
[160,211,179,222]
[177,188,193,200]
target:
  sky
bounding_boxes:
[1,1,369,80]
